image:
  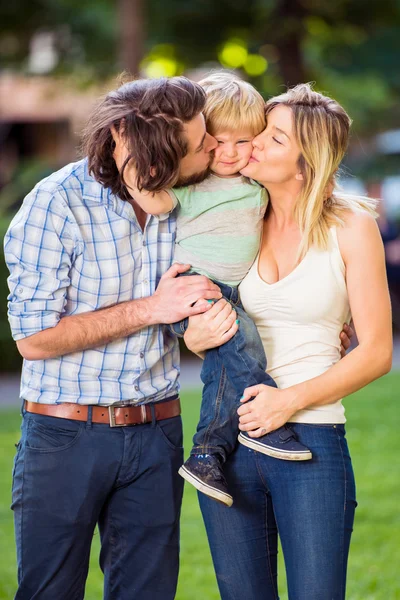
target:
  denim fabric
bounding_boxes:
[11,407,184,600]
[199,423,357,600]
[170,277,276,460]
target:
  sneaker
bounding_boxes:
[238,426,312,461]
[178,454,233,507]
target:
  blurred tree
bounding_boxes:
[118,0,145,76]
[0,0,399,131]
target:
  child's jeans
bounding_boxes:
[170,277,277,462]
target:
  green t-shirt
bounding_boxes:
[171,174,267,286]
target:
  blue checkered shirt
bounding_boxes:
[4,159,180,405]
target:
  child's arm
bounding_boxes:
[112,127,176,214]
[131,186,176,215]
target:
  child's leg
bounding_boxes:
[191,302,275,458]
[192,290,312,462]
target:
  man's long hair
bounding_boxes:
[81,76,206,199]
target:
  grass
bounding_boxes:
[0,373,399,599]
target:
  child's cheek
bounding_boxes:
[241,146,253,164]
[213,146,223,159]
[211,148,223,168]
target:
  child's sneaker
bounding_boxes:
[178,454,233,507]
[238,425,312,461]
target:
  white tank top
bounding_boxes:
[239,227,351,424]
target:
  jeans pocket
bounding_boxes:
[11,440,22,481]
[156,417,184,451]
[26,416,83,453]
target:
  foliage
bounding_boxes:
[0,0,400,134]
[0,216,23,372]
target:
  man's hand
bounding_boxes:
[340,322,354,358]
[184,299,238,356]
[149,263,222,325]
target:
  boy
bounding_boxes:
[119,73,311,506]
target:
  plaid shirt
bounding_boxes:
[4,159,180,405]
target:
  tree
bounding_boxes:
[118,0,145,76]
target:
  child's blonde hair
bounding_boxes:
[198,72,266,136]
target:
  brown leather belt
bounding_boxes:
[24,397,181,428]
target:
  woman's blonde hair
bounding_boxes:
[266,83,378,258]
[199,72,266,137]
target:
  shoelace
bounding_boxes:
[279,426,298,443]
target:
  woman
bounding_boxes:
[184,83,392,599]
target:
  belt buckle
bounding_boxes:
[108,404,147,427]
[108,405,129,428]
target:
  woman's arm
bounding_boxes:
[184,303,354,361]
[238,211,392,437]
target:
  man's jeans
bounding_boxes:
[199,423,357,600]
[11,405,184,600]
[170,279,276,461]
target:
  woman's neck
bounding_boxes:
[263,181,301,229]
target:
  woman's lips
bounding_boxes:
[249,156,259,163]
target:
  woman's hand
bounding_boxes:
[237,384,298,438]
[184,299,239,356]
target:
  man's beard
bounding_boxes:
[174,165,211,188]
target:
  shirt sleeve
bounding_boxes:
[260,187,269,215]
[4,184,78,341]
[167,189,179,209]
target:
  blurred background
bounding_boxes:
[0,1,399,598]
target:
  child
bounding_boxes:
[128,73,311,506]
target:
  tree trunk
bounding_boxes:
[117,0,145,76]
[272,0,308,87]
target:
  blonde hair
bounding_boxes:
[198,72,266,136]
[266,83,378,259]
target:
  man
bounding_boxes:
[5,75,352,600]
[4,76,226,600]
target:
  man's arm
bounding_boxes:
[17,297,152,360]
[16,263,222,361]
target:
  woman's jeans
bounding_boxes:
[199,422,357,600]
[170,278,276,461]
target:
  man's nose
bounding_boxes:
[205,133,218,153]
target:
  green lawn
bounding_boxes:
[0,373,399,599]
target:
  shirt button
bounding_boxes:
[17,287,23,293]
[142,240,146,246]
[144,279,149,285]
[140,352,144,358]
[134,385,139,391]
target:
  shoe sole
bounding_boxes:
[238,433,312,461]
[178,466,233,507]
